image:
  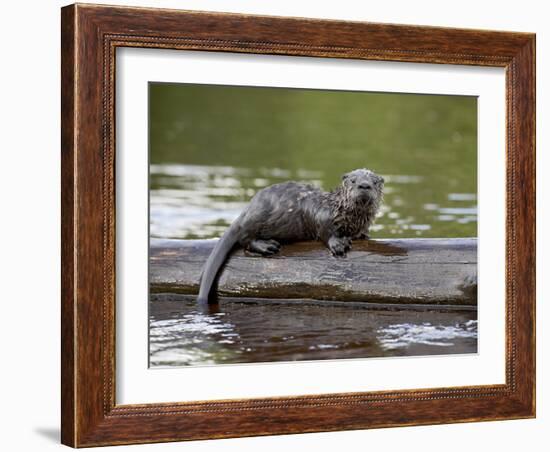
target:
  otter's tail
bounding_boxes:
[197,224,240,305]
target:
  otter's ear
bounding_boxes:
[376,175,385,185]
[341,174,349,181]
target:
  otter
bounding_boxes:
[197,168,384,304]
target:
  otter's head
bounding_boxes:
[341,168,384,205]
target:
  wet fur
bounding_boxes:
[197,169,384,304]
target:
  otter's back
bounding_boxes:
[238,182,323,242]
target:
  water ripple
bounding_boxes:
[377,320,478,350]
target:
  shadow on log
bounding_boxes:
[150,238,477,308]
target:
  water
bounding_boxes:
[149,297,477,367]
[150,163,477,240]
[150,83,477,240]
[149,83,478,366]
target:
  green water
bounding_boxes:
[149,83,477,240]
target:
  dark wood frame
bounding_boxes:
[61,3,536,447]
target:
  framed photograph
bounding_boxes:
[61,3,535,447]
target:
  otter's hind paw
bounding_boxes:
[247,239,281,256]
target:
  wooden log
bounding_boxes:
[150,237,477,306]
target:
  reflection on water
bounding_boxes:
[377,320,478,350]
[149,298,477,367]
[150,163,477,240]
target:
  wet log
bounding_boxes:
[150,238,477,307]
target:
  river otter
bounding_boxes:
[197,168,384,304]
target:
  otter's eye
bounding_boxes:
[351,179,356,184]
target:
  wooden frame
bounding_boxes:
[61,3,535,447]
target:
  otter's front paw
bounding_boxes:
[328,236,351,257]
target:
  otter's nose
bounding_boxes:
[358,183,372,190]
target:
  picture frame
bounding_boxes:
[61,3,535,447]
